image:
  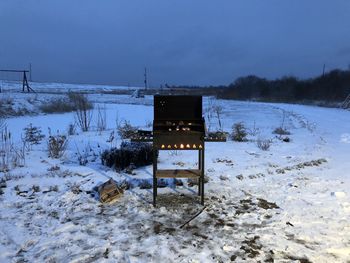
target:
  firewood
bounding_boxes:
[98,178,123,203]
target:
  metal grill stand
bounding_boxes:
[131,95,226,207]
[153,143,205,206]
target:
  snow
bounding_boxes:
[5,103,152,142]
[0,87,350,262]
[0,80,142,93]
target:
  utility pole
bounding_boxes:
[144,67,148,90]
[322,64,326,77]
[29,63,32,81]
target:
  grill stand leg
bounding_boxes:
[153,149,157,207]
[153,147,204,206]
[198,150,201,196]
[201,148,205,205]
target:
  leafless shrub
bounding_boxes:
[75,142,94,166]
[117,120,138,139]
[96,104,107,133]
[67,123,76,136]
[106,130,116,147]
[257,138,272,151]
[47,130,68,158]
[40,97,75,113]
[213,105,224,131]
[0,126,12,172]
[0,95,34,116]
[26,94,39,104]
[0,122,27,170]
[115,110,120,129]
[0,96,15,117]
[247,121,260,136]
[118,179,132,190]
[273,110,291,136]
[70,92,93,132]
[11,137,27,168]
[205,99,225,132]
[231,122,247,142]
[67,91,92,108]
[40,92,93,114]
[273,127,291,135]
[204,98,214,132]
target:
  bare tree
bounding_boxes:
[213,105,224,131]
[73,93,93,132]
[96,104,107,133]
[205,98,214,132]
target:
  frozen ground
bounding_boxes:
[0,88,349,262]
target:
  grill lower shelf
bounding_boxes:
[156,169,201,178]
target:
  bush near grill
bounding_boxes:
[231,122,248,142]
[117,121,138,139]
[256,138,272,151]
[48,133,68,159]
[207,131,228,139]
[101,142,155,170]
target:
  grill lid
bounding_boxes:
[154,95,202,121]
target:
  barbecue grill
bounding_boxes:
[132,95,226,206]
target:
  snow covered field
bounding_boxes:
[0,87,349,262]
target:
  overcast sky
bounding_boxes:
[1,0,350,87]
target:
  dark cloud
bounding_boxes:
[0,0,350,86]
